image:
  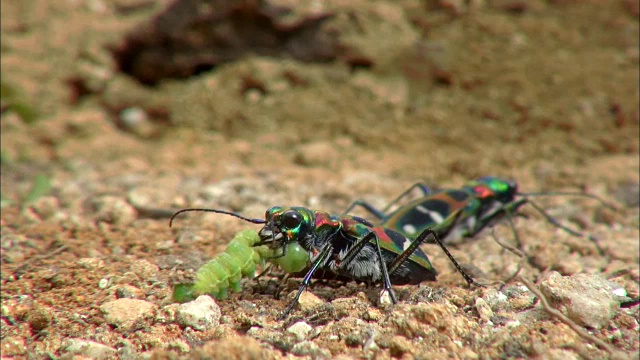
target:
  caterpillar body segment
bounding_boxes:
[172,283,196,303]
[172,230,309,303]
[272,241,310,273]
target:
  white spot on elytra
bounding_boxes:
[403,224,417,235]
[416,205,445,223]
[428,210,444,224]
[416,205,444,224]
[416,205,430,214]
[402,238,412,250]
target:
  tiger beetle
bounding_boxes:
[170,206,482,320]
[343,176,614,253]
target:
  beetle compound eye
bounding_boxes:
[265,206,283,221]
[281,210,302,229]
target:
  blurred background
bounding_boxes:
[1,0,638,358]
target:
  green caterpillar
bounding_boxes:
[172,229,308,302]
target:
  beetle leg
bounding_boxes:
[336,231,398,304]
[343,182,432,219]
[279,243,333,320]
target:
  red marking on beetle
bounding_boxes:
[315,213,340,228]
[474,186,494,199]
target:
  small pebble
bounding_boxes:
[362,308,383,322]
[116,285,145,299]
[483,289,509,311]
[287,321,313,341]
[92,195,137,225]
[290,340,331,358]
[119,107,147,128]
[293,141,338,168]
[126,187,152,208]
[1,336,26,356]
[176,295,221,331]
[294,291,325,312]
[330,294,367,317]
[505,285,536,311]
[612,180,639,207]
[118,107,157,138]
[389,335,412,357]
[198,336,265,359]
[246,327,296,351]
[2,250,25,264]
[475,298,493,323]
[130,259,159,279]
[460,349,480,359]
[64,339,117,360]
[98,278,110,289]
[100,298,157,330]
[363,330,379,352]
[344,332,366,347]
[547,349,581,360]
[116,340,138,360]
[155,304,180,324]
[539,272,620,329]
[167,340,191,353]
[379,289,393,306]
[29,196,62,220]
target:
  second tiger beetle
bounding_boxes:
[343,176,614,253]
[170,205,482,320]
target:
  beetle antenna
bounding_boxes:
[525,200,583,237]
[526,200,605,255]
[169,208,266,227]
[520,191,617,210]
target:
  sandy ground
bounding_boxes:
[1,0,639,359]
